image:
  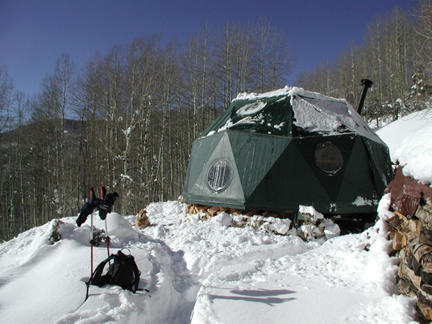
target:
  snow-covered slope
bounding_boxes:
[0,201,416,324]
[377,108,432,184]
[0,213,197,324]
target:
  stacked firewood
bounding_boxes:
[386,166,432,322]
[296,206,341,241]
[136,209,151,228]
[186,204,285,219]
[185,203,342,239]
[186,203,293,235]
[187,204,240,219]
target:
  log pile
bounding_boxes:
[185,203,341,238]
[297,206,341,240]
[385,166,432,322]
[187,204,235,218]
[186,204,286,219]
[48,219,64,244]
[186,203,293,235]
[136,209,151,228]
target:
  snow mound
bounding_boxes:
[0,213,198,324]
[211,212,234,227]
[377,108,432,184]
[393,124,432,184]
[75,212,139,245]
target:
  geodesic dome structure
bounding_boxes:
[183,87,393,215]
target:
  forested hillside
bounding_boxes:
[1,1,432,241]
[298,3,432,126]
[0,20,294,240]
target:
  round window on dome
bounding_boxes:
[207,160,232,192]
[315,142,344,175]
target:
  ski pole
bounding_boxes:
[86,211,94,302]
[86,186,95,302]
[90,215,94,274]
[99,185,111,261]
[105,219,111,262]
[89,186,95,274]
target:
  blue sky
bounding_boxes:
[0,0,418,97]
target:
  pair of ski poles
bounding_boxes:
[89,186,111,275]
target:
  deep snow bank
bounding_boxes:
[0,198,418,324]
[144,201,416,323]
[0,213,198,324]
[377,109,432,184]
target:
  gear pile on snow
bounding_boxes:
[75,186,143,301]
[87,250,141,297]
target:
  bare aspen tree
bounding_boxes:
[0,68,13,132]
[54,54,74,215]
[182,29,212,140]
[300,8,413,124]
[412,0,432,110]
[100,47,124,205]
[0,68,14,238]
[14,92,28,232]
[32,54,75,218]
[73,54,106,200]
[129,37,162,208]
[252,19,294,92]
[215,22,236,108]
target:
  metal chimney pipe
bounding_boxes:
[357,79,373,115]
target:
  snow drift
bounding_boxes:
[0,199,416,323]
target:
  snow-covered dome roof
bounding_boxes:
[204,86,382,143]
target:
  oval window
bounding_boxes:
[315,142,344,175]
[207,160,232,192]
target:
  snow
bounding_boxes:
[236,100,267,116]
[291,95,344,133]
[377,108,432,184]
[234,86,321,102]
[211,212,234,227]
[3,108,432,323]
[218,113,266,133]
[299,204,324,221]
[120,173,134,183]
[352,196,377,207]
[0,200,417,323]
[122,126,133,137]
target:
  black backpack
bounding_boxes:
[88,250,141,294]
